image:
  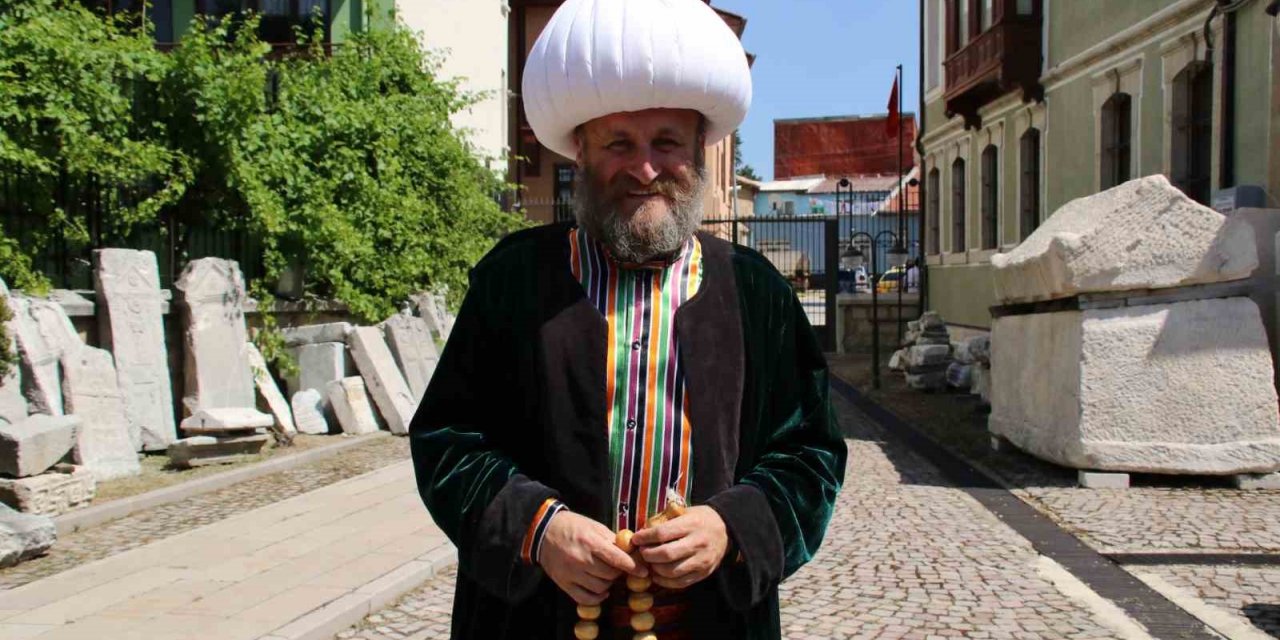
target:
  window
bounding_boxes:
[783,201,795,216]
[198,0,330,44]
[980,145,999,249]
[1100,93,1132,190]
[925,0,943,92]
[1017,0,1035,15]
[951,158,967,253]
[1019,129,1042,241]
[554,165,576,223]
[981,0,993,31]
[80,0,174,41]
[927,168,941,254]
[1171,63,1213,205]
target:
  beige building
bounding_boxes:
[920,0,1280,330]
[394,0,510,168]
[509,0,751,225]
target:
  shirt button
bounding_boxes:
[632,341,642,351]
[626,419,637,430]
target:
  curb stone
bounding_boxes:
[53,431,393,536]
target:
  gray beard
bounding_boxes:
[572,168,709,264]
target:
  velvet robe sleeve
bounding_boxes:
[408,264,558,604]
[705,273,846,611]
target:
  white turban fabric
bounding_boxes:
[522,0,753,160]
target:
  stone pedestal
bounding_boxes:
[348,327,415,435]
[173,258,256,416]
[93,249,176,451]
[990,298,1280,474]
[0,415,79,478]
[327,377,381,436]
[61,347,141,481]
[167,434,269,469]
[0,466,96,516]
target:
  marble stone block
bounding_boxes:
[7,297,62,416]
[348,327,415,435]
[0,415,79,478]
[285,342,348,399]
[281,323,352,347]
[27,300,81,359]
[327,377,381,436]
[174,258,256,412]
[93,249,176,452]
[179,408,272,436]
[290,389,330,435]
[61,347,141,481]
[0,502,56,567]
[245,343,296,436]
[989,297,1280,474]
[905,344,950,368]
[167,434,268,469]
[0,466,95,516]
[380,312,438,400]
[992,175,1258,304]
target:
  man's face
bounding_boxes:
[573,108,707,264]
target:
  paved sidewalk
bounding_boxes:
[0,460,449,640]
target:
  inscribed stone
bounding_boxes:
[327,377,381,436]
[0,415,79,478]
[93,249,176,451]
[990,297,1280,474]
[380,312,438,400]
[348,327,416,435]
[245,343,296,436]
[0,466,95,516]
[7,298,62,416]
[285,342,348,399]
[290,389,330,435]
[27,300,81,359]
[991,175,1258,304]
[173,258,256,412]
[61,347,141,481]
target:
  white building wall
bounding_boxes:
[395,0,510,168]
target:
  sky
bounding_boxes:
[714,0,921,182]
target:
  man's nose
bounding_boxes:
[626,149,662,185]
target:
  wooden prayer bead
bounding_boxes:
[576,604,601,621]
[633,632,657,640]
[626,574,651,592]
[628,592,653,613]
[630,611,655,632]
[616,529,635,553]
[574,620,599,640]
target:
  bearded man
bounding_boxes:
[409,1,846,638]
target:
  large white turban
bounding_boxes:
[522,0,753,160]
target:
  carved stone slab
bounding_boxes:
[0,466,96,516]
[245,343,296,436]
[380,313,438,401]
[290,389,330,436]
[61,347,141,481]
[7,297,62,417]
[347,327,415,435]
[167,434,269,469]
[281,323,352,347]
[0,415,79,478]
[327,377,380,436]
[173,258,256,413]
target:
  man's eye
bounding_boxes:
[655,139,680,148]
[607,141,630,151]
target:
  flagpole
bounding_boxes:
[896,63,905,347]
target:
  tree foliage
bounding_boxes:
[0,1,523,325]
[732,128,760,180]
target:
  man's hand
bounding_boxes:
[631,505,728,590]
[540,511,646,605]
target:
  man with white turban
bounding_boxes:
[410,1,845,638]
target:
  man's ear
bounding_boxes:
[573,127,586,166]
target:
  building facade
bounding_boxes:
[509,0,749,225]
[920,0,1280,330]
[775,114,918,181]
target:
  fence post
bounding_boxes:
[824,218,839,353]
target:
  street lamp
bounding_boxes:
[840,244,865,271]
[887,240,909,268]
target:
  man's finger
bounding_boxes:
[583,562,622,582]
[651,572,700,590]
[639,537,695,565]
[631,519,690,547]
[650,554,699,579]
[592,540,644,576]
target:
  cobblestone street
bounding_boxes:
[0,434,409,590]
[339,394,1144,639]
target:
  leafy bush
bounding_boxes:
[0,1,523,322]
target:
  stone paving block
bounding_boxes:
[1078,470,1131,489]
[246,343,296,436]
[327,378,381,436]
[347,327,415,435]
[992,175,1258,304]
[281,323,353,348]
[94,249,176,452]
[0,465,95,516]
[0,415,78,478]
[61,347,141,481]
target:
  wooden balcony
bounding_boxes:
[943,18,1043,129]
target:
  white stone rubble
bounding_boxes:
[290,389,330,436]
[245,343,296,437]
[327,377,381,436]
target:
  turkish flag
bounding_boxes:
[886,76,900,138]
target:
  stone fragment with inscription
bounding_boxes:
[290,389,330,435]
[173,258,256,412]
[348,327,415,435]
[327,377,380,436]
[61,347,141,481]
[0,465,95,516]
[380,312,437,400]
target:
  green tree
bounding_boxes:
[732,128,761,180]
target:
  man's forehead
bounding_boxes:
[581,109,702,138]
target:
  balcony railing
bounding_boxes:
[943,18,1043,129]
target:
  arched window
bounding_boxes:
[927,168,941,255]
[980,145,999,250]
[951,158,967,253]
[1020,128,1041,241]
[1100,93,1132,189]
[1171,63,1213,204]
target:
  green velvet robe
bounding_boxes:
[409,223,846,639]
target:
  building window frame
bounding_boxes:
[927,166,941,255]
[951,157,967,253]
[1019,128,1041,241]
[980,144,999,250]
[553,164,576,223]
[1100,92,1132,190]
[1170,62,1213,204]
[1091,58,1142,192]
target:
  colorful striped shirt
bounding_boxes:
[522,228,704,564]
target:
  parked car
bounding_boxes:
[875,266,905,293]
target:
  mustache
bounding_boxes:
[604,174,692,202]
